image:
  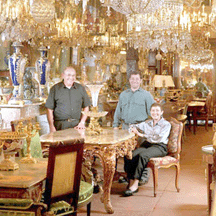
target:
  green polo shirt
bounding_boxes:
[113,88,155,128]
[45,81,91,121]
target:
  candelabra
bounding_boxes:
[0,130,27,171]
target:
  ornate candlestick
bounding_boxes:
[83,84,107,135]
[0,131,27,171]
[35,44,50,101]
[8,41,28,105]
[19,121,41,164]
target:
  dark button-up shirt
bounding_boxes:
[133,118,171,144]
[45,81,91,121]
[113,88,155,128]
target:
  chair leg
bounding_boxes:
[87,202,91,216]
[175,164,180,193]
[205,118,209,131]
[151,166,158,197]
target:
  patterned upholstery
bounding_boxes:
[149,156,178,166]
[167,120,181,154]
[147,117,183,197]
[0,198,46,215]
[48,180,93,215]
[78,181,93,206]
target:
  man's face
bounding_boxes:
[129,74,142,90]
[62,68,76,87]
[150,106,163,122]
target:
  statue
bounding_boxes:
[8,41,28,105]
[35,45,50,101]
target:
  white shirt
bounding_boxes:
[133,117,171,145]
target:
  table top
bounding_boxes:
[40,127,135,145]
[193,98,207,102]
[0,158,47,188]
[188,101,205,107]
[202,145,214,155]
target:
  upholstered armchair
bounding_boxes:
[147,117,183,197]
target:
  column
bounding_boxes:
[209,38,216,105]
[173,53,181,89]
[126,47,139,79]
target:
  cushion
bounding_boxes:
[48,181,93,215]
[0,198,33,209]
[78,181,93,205]
[149,156,179,167]
[22,131,43,158]
[167,121,180,154]
[49,200,74,215]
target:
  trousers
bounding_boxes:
[124,141,168,180]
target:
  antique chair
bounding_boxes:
[43,140,93,216]
[147,117,183,197]
[11,117,43,158]
[0,139,93,216]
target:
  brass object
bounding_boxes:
[82,106,108,135]
[0,131,27,171]
[19,122,41,164]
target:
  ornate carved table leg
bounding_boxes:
[100,148,116,214]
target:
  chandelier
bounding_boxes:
[102,0,165,16]
[126,0,192,53]
[127,0,183,32]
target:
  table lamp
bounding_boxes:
[153,75,175,97]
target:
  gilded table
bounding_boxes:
[0,158,47,202]
[40,127,136,214]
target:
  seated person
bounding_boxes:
[123,103,171,197]
[195,77,210,98]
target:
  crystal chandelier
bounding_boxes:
[126,0,192,53]
[30,0,55,24]
[103,0,165,16]
[0,0,30,21]
[127,0,183,32]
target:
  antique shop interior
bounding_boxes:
[1,0,216,215]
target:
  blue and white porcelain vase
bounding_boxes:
[35,45,50,100]
[8,41,28,105]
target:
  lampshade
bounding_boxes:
[153,75,175,88]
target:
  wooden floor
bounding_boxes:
[78,124,214,216]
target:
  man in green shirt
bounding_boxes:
[45,67,91,132]
[113,71,155,129]
[113,70,155,185]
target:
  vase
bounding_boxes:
[35,45,50,100]
[8,41,28,105]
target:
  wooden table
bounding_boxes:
[202,145,214,214]
[40,127,136,214]
[0,158,47,202]
[187,101,205,134]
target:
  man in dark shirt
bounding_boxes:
[45,66,91,132]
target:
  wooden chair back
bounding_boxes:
[44,139,84,213]
[205,93,213,114]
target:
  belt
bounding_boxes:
[55,118,77,122]
[122,121,144,126]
